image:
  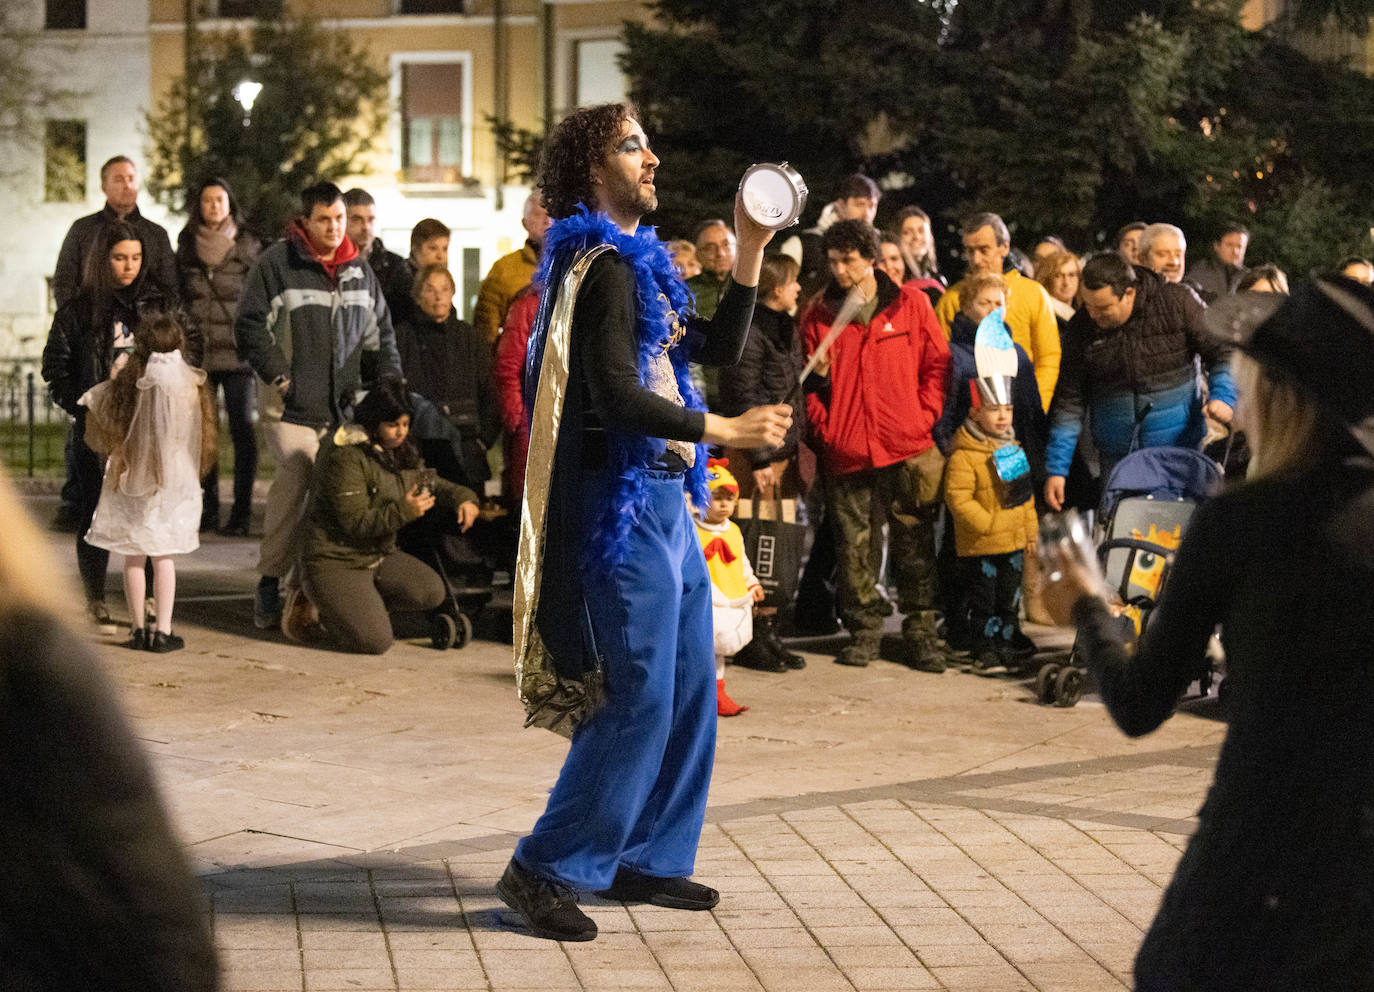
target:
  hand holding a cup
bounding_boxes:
[1038,511,1108,626]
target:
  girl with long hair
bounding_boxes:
[79,313,216,652]
[41,221,183,630]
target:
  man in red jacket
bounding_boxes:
[802,220,951,670]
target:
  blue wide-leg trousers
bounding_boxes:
[515,470,717,891]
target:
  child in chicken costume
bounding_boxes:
[692,460,764,716]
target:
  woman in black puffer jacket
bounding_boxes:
[42,221,190,625]
[717,253,810,670]
[176,177,262,535]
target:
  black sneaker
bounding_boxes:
[970,649,1008,677]
[597,866,719,910]
[147,630,185,653]
[496,858,597,942]
[124,628,148,651]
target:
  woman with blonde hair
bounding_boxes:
[1044,277,1374,990]
[0,463,218,988]
[1034,249,1081,328]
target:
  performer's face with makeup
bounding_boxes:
[593,118,660,220]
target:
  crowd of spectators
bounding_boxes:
[37,153,1366,672]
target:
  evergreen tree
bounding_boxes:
[145,17,388,235]
[623,0,1374,276]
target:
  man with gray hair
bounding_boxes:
[1138,223,1188,285]
[935,211,1060,411]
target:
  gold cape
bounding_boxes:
[512,243,614,737]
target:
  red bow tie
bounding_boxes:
[702,537,737,564]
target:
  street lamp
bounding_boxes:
[233,78,263,126]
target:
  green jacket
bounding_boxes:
[304,425,477,569]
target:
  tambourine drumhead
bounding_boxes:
[739,162,808,230]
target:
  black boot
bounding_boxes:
[732,635,788,672]
[220,503,251,537]
[757,614,805,670]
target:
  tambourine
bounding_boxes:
[739,162,808,230]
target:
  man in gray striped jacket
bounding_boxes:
[234,181,402,631]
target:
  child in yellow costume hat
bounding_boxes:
[692,460,764,716]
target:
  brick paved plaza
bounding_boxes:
[47,505,1224,992]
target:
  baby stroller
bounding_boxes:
[398,393,503,650]
[1035,444,1223,706]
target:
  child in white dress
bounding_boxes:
[79,314,217,652]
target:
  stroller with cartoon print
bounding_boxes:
[1035,444,1223,706]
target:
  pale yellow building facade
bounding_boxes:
[4,0,652,349]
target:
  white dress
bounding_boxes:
[80,350,206,557]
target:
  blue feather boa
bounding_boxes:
[524,207,709,570]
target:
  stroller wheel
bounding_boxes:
[1053,666,1085,708]
[1035,664,1061,705]
[429,613,457,650]
[454,612,473,649]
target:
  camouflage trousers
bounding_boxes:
[826,446,945,641]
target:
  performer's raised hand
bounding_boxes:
[730,191,776,290]
[733,190,776,256]
[703,404,792,450]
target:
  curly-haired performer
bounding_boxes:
[497,103,791,941]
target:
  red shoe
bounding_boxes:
[717,679,748,717]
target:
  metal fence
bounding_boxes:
[0,358,276,482]
[0,359,69,478]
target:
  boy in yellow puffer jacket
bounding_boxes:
[944,315,1040,676]
[693,460,765,716]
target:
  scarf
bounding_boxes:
[963,416,1016,446]
[524,208,709,569]
[195,217,237,268]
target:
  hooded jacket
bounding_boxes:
[303,424,476,570]
[944,424,1039,558]
[801,270,949,476]
[234,222,401,429]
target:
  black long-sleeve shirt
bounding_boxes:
[1069,456,1374,989]
[573,254,755,444]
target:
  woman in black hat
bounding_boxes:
[1044,276,1374,991]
